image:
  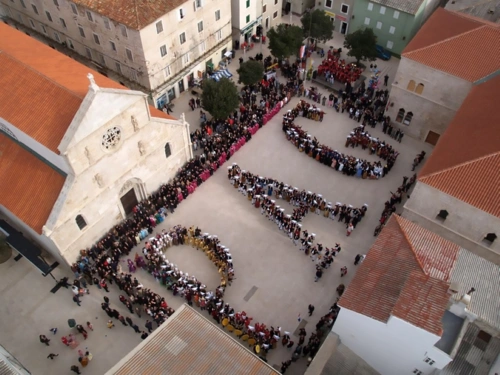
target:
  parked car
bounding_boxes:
[375,45,391,60]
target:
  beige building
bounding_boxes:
[0,0,233,109]
[385,8,500,145]
[402,73,500,265]
[0,24,192,265]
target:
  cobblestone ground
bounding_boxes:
[0,24,433,375]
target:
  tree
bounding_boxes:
[0,236,12,264]
[201,78,240,120]
[301,9,335,42]
[343,27,378,64]
[267,24,304,58]
[237,60,264,86]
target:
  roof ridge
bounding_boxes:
[404,24,490,57]
[453,0,492,11]
[133,0,140,29]
[0,51,86,101]
[419,150,500,180]
[451,7,500,27]
[393,215,428,276]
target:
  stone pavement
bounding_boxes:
[0,22,427,375]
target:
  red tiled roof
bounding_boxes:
[0,23,175,153]
[403,8,500,82]
[419,75,500,218]
[339,215,460,335]
[0,134,66,234]
[73,0,186,30]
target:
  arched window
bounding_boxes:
[165,142,171,158]
[407,80,416,91]
[76,215,87,230]
[396,108,405,123]
[403,111,413,125]
[484,233,497,244]
[415,83,424,95]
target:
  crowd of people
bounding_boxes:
[292,99,325,121]
[317,50,363,84]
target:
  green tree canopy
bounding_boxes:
[236,60,264,86]
[267,24,304,58]
[343,27,378,64]
[201,78,240,120]
[301,9,335,42]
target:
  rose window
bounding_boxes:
[102,127,122,149]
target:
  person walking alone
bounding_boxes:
[341,266,348,277]
[39,335,50,346]
[47,353,58,360]
[308,304,315,316]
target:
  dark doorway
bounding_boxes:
[340,22,348,34]
[425,131,440,145]
[178,79,185,93]
[121,189,138,216]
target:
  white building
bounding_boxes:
[331,215,500,375]
[0,24,192,265]
[0,0,233,109]
[231,0,283,46]
[385,8,500,144]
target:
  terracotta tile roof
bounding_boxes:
[403,8,500,82]
[150,106,176,120]
[73,0,187,30]
[419,75,500,218]
[106,305,280,375]
[339,216,460,335]
[0,134,66,234]
[370,0,424,15]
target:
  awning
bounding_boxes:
[240,20,257,34]
[324,10,336,18]
[0,220,59,276]
[211,69,233,81]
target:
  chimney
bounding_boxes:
[450,287,475,318]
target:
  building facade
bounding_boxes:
[0,24,192,264]
[0,0,233,109]
[317,0,354,35]
[348,0,440,55]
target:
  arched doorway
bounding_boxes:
[119,178,146,216]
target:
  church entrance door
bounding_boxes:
[121,189,138,216]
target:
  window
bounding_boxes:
[325,0,333,8]
[115,62,121,73]
[274,0,277,4]
[273,11,278,18]
[386,40,394,49]
[194,0,202,10]
[198,21,203,32]
[71,3,78,14]
[246,0,250,8]
[17,13,23,23]
[156,21,163,33]
[246,15,250,23]
[86,10,93,22]
[367,2,373,10]
[131,69,138,81]
[78,26,85,38]
[121,24,128,38]
[103,17,110,29]
[424,357,436,366]
[29,19,35,28]
[477,330,492,344]
[415,83,424,94]
[263,4,267,12]
[179,32,186,44]
[403,112,413,125]
[67,39,74,49]
[413,370,423,375]
[60,18,67,28]
[179,8,185,19]
[407,80,416,91]
[126,48,133,61]
[200,41,206,53]
[164,65,171,77]
[99,53,105,65]
[45,11,53,22]
[41,24,47,34]
[182,52,190,65]
[110,40,116,51]
[31,4,39,14]
[53,0,59,6]
[160,44,167,57]
[216,29,222,40]
[20,0,26,8]
[396,108,405,122]
[85,47,92,59]
[380,6,386,14]
[93,33,100,45]
[54,31,60,42]
[364,17,370,25]
[341,4,349,13]
[376,21,382,29]
[483,233,497,245]
[76,215,87,230]
[389,25,395,34]
[393,10,400,19]
[215,9,221,21]
[165,143,172,158]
